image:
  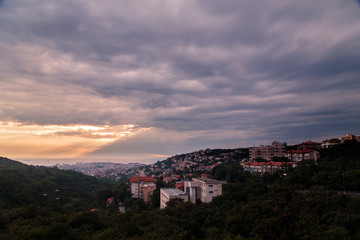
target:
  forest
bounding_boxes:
[0,140,360,239]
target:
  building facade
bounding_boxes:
[160,188,188,209]
[249,141,286,161]
[321,138,341,148]
[184,178,226,204]
[285,149,320,162]
[242,161,295,174]
[130,176,156,203]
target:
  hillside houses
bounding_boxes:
[244,140,321,174]
[144,148,247,179]
[54,133,359,183]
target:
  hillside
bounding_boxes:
[0,142,360,239]
[143,148,249,178]
[287,140,360,190]
[0,157,114,209]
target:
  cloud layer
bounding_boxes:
[0,0,360,161]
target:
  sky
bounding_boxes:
[0,0,360,165]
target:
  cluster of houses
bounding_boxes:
[244,140,322,173]
[243,133,360,174]
[144,148,245,179]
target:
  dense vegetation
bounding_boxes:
[1,141,360,239]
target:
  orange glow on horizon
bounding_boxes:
[0,121,136,158]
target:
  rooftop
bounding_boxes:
[161,188,187,196]
[193,177,226,184]
[130,176,156,183]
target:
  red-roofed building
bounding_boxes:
[130,176,156,184]
[163,177,171,183]
[172,174,181,180]
[285,149,320,162]
[297,141,321,151]
[242,162,266,173]
[130,176,156,203]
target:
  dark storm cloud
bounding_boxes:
[1,0,360,159]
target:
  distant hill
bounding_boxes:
[0,157,113,209]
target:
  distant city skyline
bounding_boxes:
[1,0,359,164]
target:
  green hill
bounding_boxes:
[0,157,117,239]
[0,157,113,209]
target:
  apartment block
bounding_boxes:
[249,141,286,161]
[160,188,188,209]
[130,176,156,203]
[185,178,226,204]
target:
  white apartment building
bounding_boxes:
[160,188,188,209]
[184,178,226,204]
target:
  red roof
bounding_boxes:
[244,162,268,166]
[301,140,321,145]
[130,176,156,183]
[201,173,210,178]
[286,149,318,154]
[268,161,294,166]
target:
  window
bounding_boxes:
[209,184,213,187]
[209,191,213,194]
